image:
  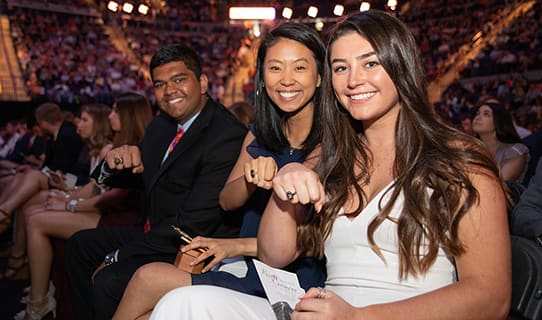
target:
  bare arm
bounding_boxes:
[501,153,528,182]
[218,132,258,211]
[258,162,326,268]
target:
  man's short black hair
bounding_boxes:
[149,44,203,81]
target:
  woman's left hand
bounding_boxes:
[181,236,249,273]
[292,288,358,320]
[45,197,67,211]
[48,171,68,190]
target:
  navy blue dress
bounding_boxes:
[191,127,326,297]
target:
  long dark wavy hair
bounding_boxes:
[253,22,325,154]
[475,98,521,144]
[296,10,504,279]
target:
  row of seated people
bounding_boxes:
[460,1,541,78]
[9,6,153,106]
[402,0,511,81]
[0,120,44,167]
[7,3,244,108]
[8,0,536,110]
[2,17,540,320]
[0,93,153,319]
[441,75,541,132]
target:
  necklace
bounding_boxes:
[289,148,294,156]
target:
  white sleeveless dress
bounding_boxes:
[150,184,457,319]
[325,183,456,307]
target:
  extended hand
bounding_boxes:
[244,156,277,190]
[105,145,144,174]
[272,163,326,212]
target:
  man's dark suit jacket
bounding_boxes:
[92,97,247,259]
[511,157,542,240]
[43,121,85,173]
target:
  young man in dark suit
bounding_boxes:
[66,44,247,320]
[511,157,542,243]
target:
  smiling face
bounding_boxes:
[330,32,399,126]
[77,111,94,139]
[472,105,495,135]
[263,38,321,114]
[152,61,208,124]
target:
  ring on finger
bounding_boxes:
[250,169,256,178]
[316,287,326,299]
[114,156,123,165]
[286,191,296,201]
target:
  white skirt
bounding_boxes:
[150,285,277,320]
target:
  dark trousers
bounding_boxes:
[66,227,175,320]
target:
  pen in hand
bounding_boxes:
[171,225,207,253]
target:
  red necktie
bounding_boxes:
[167,127,185,155]
[144,127,185,233]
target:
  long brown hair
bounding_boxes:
[80,103,113,157]
[112,92,153,146]
[297,10,504,279]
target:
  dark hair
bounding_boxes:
[113,92,153,146]
[476,98,521,144]
[297,10,502,279]
[80,103,113,157]
[149,44,203,81]
[253,22,325,154]
[34,103,63,124]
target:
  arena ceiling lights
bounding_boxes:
[106,1,150,15]
[228,7,276,20]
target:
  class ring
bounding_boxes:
[114,157,123,165]
[286,191,296,201]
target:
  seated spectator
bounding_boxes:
[0,103,85,235]
[0,120,22,159]
[472,97,529,182]
[510,157,542,242]
[0,103,113,281]
[521,128,542,185]
[458,112,474,135]
[12,93,152,320]
[1,122,45,168]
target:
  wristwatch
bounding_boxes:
[104,250,118,266]
[66,199,78,213]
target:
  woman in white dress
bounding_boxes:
[150,10,511,320]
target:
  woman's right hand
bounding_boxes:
[272,163,326,212]
[244,156,277,190]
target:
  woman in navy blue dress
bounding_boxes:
[112,22,326,320]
